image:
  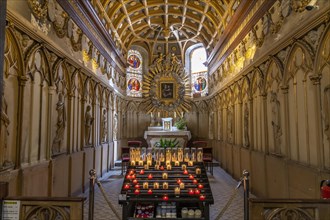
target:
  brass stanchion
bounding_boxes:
[243,170,250,220]
[88,169,96,220]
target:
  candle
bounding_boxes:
[194,189,200,195]
[131,161,136,166]
[188,161,194,166]
[175,161,180,166]
[153,182,159,189]
[189,174,194,180]
[132,179,138,185]
[193,179,198,184]
[148,174,153,179]
[177,179,182,184]
[162,173,168,179]
[179,182,185,189]
[138,160,144,166]
[154,164,159,170]
[148,189,153,194]
[182,164,187,170]
[129,170,135,175]
[143,182,149,189]
[160,165,164,170]
[126,175,132,180]
[183,169,189,175]
[147,160,152,166]
[123,183,130,190]
[144,164,149,170]
[131,174,136,179]
[163,194,169,201]
[163,182,169,189]
[134,184,140,189]
[188,188,194,195]
[166,164,172,170]
[139,169,145,175]
[134,189,140,195]
[166,160,171,165]
[198,184,204,189]
[174,187,180,195]
[199,194,206,201]
[196,168,201,175]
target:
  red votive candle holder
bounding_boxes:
[139,169,145,175]
[177,179,182,184]
[194,189,200,195]
[132,179,138,185]
[163,194,169,201]
[193,179,198,184]
[123,184,130,190]
[148,174,153,179]
[198,184,204,189]
[188,188,194,195]
[134,189,140,195]
[147,189,153,194]
[189,174,194,180]
[183,169,189,175]
[134,184,140,189]
[129,170,135,175]
[199,194,206,201]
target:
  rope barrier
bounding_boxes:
[214,178,243,220]
[95,179,122,220]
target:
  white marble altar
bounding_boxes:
[144,129,191,147]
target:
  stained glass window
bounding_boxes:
[191,47,208,97]
[126,50,143,97]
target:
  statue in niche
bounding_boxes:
[270,92,282,153]
[113,112,118,140]
[244,103,250,147]
[52,93,66,154]
[323,86,330,140]
[102,109,108,142]
[0,91,12,169]
[227,106,233,143]
[85,105,94,146]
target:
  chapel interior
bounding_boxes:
[0,0,330,219]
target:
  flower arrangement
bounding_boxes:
[156,138,179,148]
[174,117,187,130]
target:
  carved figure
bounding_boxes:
[154,53,164,65]
[324,86,330,140]
[227,106,233,143]
[244,103,250,147]
[85,105,94,145]
[113,112,118,140]
[102,109,108,142]
[270,92,282,153]
[0,92,11,169]
[170,53,180,65]
[52,93,66,154]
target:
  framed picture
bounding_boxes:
[160,82,174,99]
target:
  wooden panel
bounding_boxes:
[70,151,84,196]
[232,145,241,180]
[21,162,49,196]
[94,146,102,176]
[52,155,70,197]
[265,155,288,198]
[250,151,267,197]
[83,148,94,191]
[101,143,109,175]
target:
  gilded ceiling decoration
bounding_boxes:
[91,0,242,56]
[142,53,191,114]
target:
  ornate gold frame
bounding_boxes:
[157,78,177,104]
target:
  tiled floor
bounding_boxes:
[82,163,246,220]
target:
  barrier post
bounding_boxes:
[243,170,250,220]
[88,169,96,220]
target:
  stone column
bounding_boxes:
[47,86,56,158]
[281,85,290,157]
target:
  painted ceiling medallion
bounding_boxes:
[142,54,191,114]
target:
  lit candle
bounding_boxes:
[193,179,198,184]
[177,179,182,184]
[188,188,194,195]
[182,164,187,170]
[198,184,204,189]
[199,194,206,201]
[179,182,185,189]
[189,174,194,180]
[153,182,159,189]
[194,189,200,195]
[134,189,140,195]
[143,182,149,189]
[174,187,180,195]
[147,160,152,166]
[134,184,140,189]
[167,164,172,170]
[162,173,168,179]
[144,164,149,170]
[188,161,194,166]
[163,194,169,201]
[123,183,130,190]
[139,169,145,175]
[126,175,132,180]
[183,169,189,175]
[129,170,135,175]
[132,179,138,185]
[166,160,171,165]
[148,189,153,194]
[131,161,136,166]
[163,182,169,189]
[196,168,201,174]
[154,164,159,170]
[148,174,153,179]
[138,160,144,166]
[160,165,164,170]
[175,161,180,166]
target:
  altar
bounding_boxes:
[144,128,191,148]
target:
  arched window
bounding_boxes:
[186,44,208,97]
[126,49,143,97]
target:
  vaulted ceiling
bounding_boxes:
[91,0,242,57]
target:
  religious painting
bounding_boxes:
[127,54,141,69]
[127,78,141,91]
[126,49,142,73]
[194,76,207,92]
[160,82,174,99]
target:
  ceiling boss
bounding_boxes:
[142,53,191,115]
